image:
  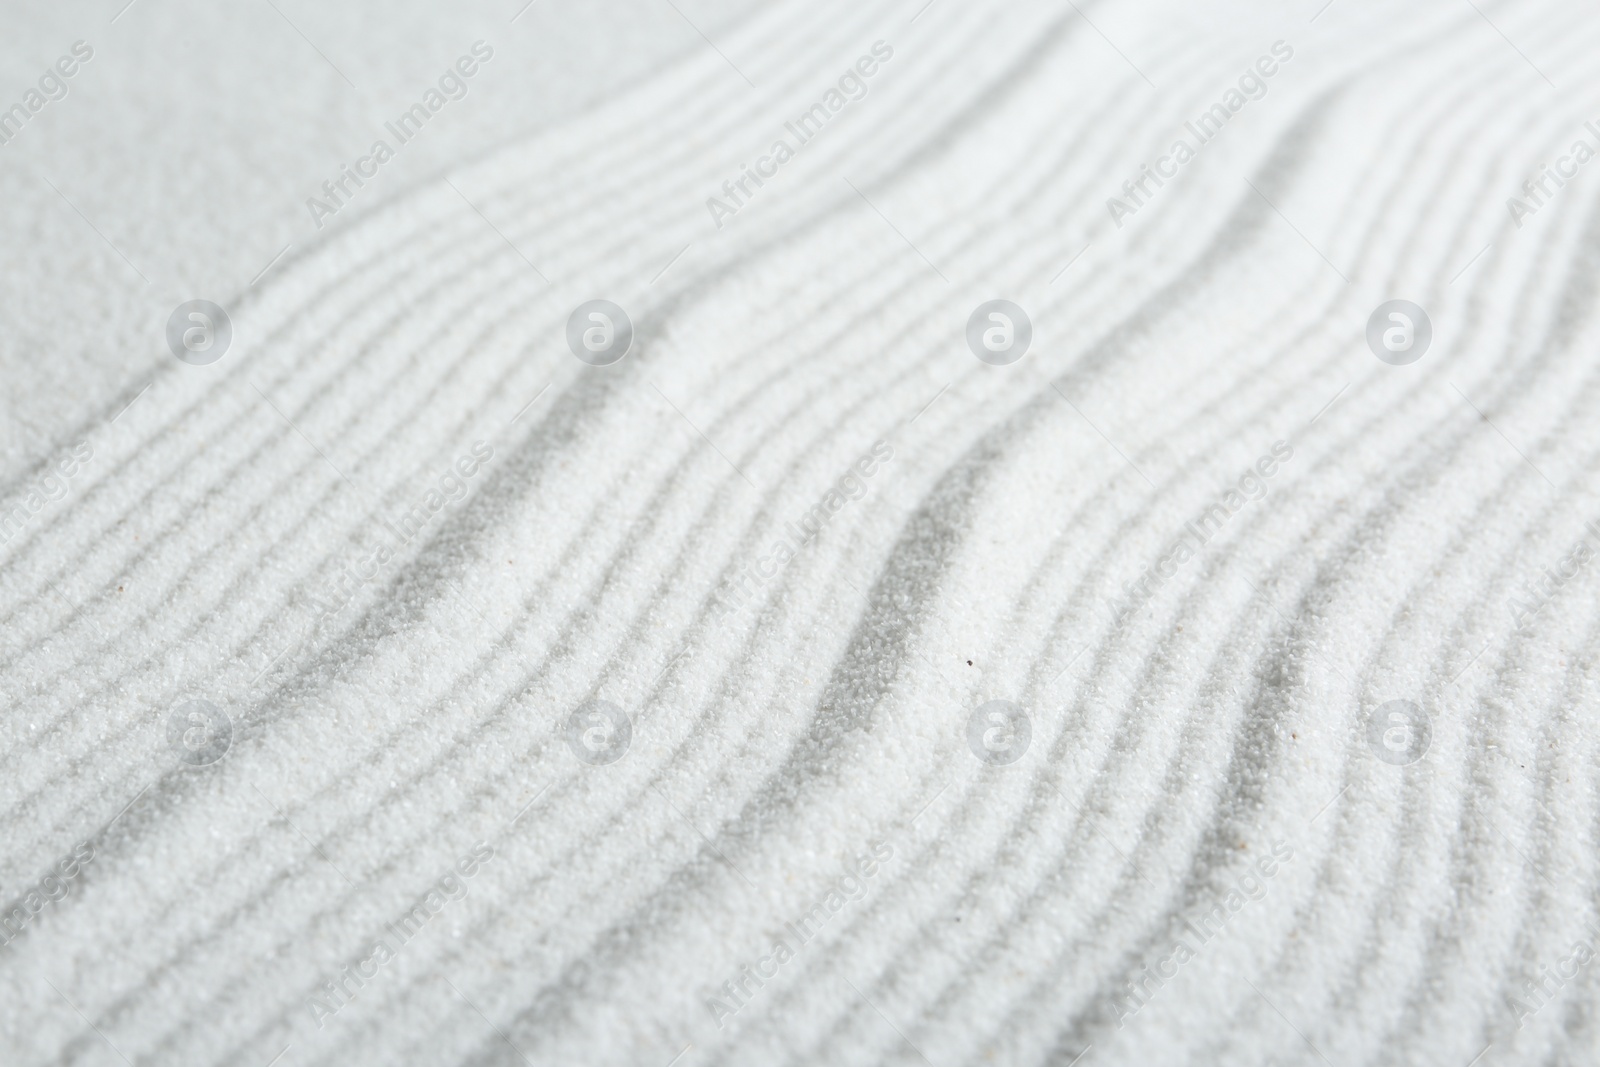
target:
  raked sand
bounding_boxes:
[3,1,1600,1064]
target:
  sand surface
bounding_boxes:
[2,1,1599,1064]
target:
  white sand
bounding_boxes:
[2,1,1598,1064]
